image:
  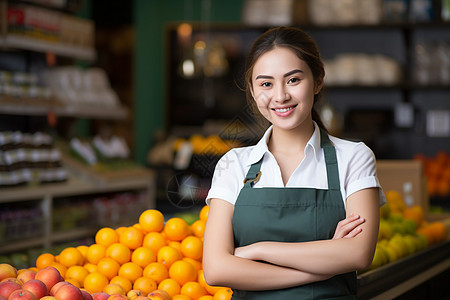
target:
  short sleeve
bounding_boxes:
[205,149,246,206]
[345,143,386,206]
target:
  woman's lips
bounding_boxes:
[272,105,297,117]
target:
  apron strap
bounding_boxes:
[320,128,340,191]
[243,157,263,187]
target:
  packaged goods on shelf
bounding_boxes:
[6,3,94,48]
[0,70,52,100]
[42,66,120,108]
[324,53,402,86]
[0,202,45,244]
[309,0,383,26]
[0,131,67,187]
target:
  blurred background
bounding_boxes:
[0,1,449,295]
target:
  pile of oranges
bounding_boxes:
[31,206,233,300]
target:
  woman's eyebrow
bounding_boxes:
[255,69,304,80]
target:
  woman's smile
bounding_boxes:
[272,104,298,117]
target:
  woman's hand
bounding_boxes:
[332,214,365,239]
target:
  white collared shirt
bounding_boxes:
[206,122,386,208]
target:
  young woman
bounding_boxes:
[202,26,386,299]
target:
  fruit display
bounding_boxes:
[414,151,450,197]
[366,190,448,271]
[0,206,233,300]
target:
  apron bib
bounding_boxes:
[231,129,357,300]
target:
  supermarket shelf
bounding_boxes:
[357,239,450,299]
[0,171,154,203]
[0,34,96,61]
[0,97,129,120]
[51,228,97,243]
[0,237,46,254]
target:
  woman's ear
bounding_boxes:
[314,78,324,95]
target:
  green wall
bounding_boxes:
[134,0,244,165]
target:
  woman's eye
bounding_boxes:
[288,78,300,84]
[261,82,272,87]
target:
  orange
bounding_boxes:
[164,218,190,241]
[118,262,143,283]
[76,245,89,260]
[199,206,209,222]
[183,258,202,272]
[36,253,55,270]
[96,227,119,248]
[428,221,447,242]
[116,226,127,236]
[158,278,181,298]
[119,227,144,250]
[59,247,84,267]
[106,243,131,265]
[83,272,109,294]
[143,262,169,284]
[143,232,167,253]
[403,205,425,227]
[132,247,157,268]
[103,283,126,295]
[385,190,406,213]
[173,295,192,300]
[191,220,206,239]
[169,260,197,286]
[133,276,157,294]
[66,265,89,285]
[84,262,98,273]
[50,262,67,277]
[65,277,81,288]
[158,246,182,268]
[181,281,206,299]
[86,244,107,264]
[198,270,224,295]
[169,241,183,255]
[198,296,214,300]
[139,209,165,233]
[213,288,233,300]
[110,275,133,293]
[181,236,203,260]
[97,257,120,280]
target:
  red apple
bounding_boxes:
[92,292,110,300]
[127,289,145,299]
[8,289,37,300]
[22,279,48,299]
[35,267,63,291]
[54,283,83,300]
[49,281,70,296]
[0,281,21,298]
[0,295,6,300]
[0,264,17,281]
[40,297,58,300]
[81,289,94,300]
[16,271,36,285]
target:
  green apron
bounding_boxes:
[231,128,357,299]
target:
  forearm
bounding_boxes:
[203,251,331,291]
[249,238,371,275]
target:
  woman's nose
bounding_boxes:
[274,85,289,102]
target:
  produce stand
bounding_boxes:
[357,238,450,299]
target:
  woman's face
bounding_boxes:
[251,47,320,131]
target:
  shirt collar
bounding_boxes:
[245,122,323,166]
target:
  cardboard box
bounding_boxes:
[376,160,428,211]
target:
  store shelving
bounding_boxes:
[0,96,129,120]
[0,33,96,62]
[0,171,155,254]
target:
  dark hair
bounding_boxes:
[245,26,327,131]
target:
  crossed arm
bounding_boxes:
[202,188,380,291]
